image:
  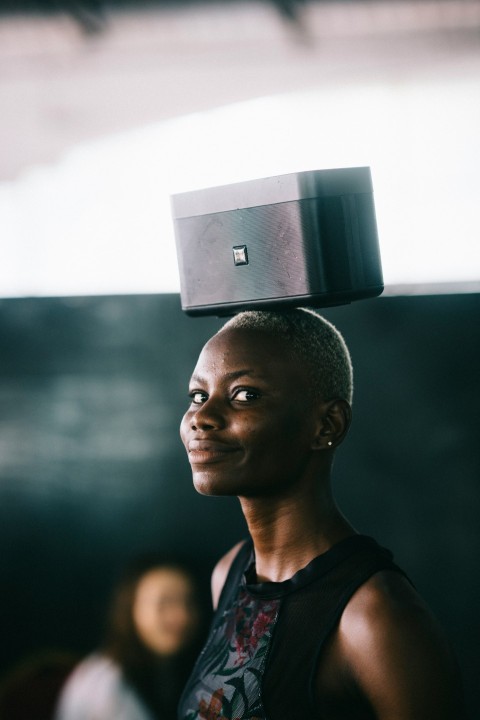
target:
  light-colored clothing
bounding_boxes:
[55,653,156,720]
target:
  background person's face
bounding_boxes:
[132,568,197,657]
[180,327,318,499]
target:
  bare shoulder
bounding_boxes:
[341,568,436,638]
[211,540,247,610]
[332,569,467,718]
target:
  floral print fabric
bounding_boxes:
[182,587,279,720]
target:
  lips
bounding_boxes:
[187,439,240,464]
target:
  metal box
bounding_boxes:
[171,166,383,316]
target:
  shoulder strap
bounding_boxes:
[263,536,407,720]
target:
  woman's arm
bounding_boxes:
[211,540,246,610]
[317,570,467,719]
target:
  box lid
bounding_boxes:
[171,166,373,219]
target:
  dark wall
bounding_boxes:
[0,293,478,713]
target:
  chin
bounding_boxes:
[192,469,246,497]
[193,475,231,497]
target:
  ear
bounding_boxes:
[311,399,352,451]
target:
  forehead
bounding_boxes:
[136,569,192,598]
[193,327,306,384]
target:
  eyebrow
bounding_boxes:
[190,369,262,384]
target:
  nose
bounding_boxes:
[166,599,194,631]
[189,396,225,431]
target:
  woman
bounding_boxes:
[177,308,466,720]
[55,555,201,720]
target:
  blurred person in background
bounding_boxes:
[55,555,202,720]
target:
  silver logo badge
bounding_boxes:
[233,245,248,266]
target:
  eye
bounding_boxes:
[232,388,260,403]
[189,390,207,405]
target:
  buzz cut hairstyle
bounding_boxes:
[218,308,353,405]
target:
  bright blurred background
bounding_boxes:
[1,0,479,298]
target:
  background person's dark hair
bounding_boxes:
[102,552,203,720]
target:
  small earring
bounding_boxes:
[327,441,333,446]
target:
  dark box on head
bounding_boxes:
[171,167,383,317]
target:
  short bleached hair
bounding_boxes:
[217,308,353,404]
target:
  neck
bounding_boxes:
[239,478,355,583]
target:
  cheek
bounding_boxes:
[247,418,289,445]
[179,413,190,446]
[245,416,310,462]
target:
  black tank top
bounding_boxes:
[178,534,404,720]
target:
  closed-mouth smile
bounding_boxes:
[187,439,240,464]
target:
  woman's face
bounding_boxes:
[132,568,197,657]
[180,327,319,499]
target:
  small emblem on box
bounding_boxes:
[233,245,249,266]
